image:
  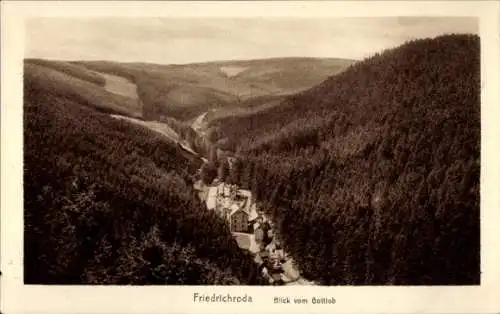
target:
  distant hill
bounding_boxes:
[23,74,265,285]
[224,34,480,285]
[72,57,355,121]
[25,58,107,86]
[185,57,356,96]
[24,60,143,118]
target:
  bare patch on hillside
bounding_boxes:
[110,114,199,156]
[111,115,180,143]
[24,63,142,118]
[97,72,139,99]
[220,66,248,77]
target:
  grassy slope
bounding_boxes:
[97,71,139,99]
[25,58,107,86]
[71,60,142,82]
[24,62,142,118]
[228,34,480,285]
[24,80,265,285]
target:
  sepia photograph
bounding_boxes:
[2,1,500,314]
[22,15,480,286]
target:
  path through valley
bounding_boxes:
[99,71,314,285]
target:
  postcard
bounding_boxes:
[1,1,499,314]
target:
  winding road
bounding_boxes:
[99,70,314,285]
[190,111,315,286]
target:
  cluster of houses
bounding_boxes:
[194,178,314,285]
[206,180,257,233]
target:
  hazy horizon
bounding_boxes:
[25,17,478,65]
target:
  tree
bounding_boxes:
[208,146,219,166]
[218,159,230,182]
[228,158,242,185]
[200,163,217,185]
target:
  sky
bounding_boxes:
[25,17,478,64]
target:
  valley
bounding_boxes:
[105,82,314,284]
[23,34,480,286]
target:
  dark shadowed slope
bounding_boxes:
[23,80,265,285]
[225,34,480,285]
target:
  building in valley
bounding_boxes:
[206,182,258,233]
[227,204,249,233]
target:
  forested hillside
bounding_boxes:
[24,79,265,284]
[224,34,480,285]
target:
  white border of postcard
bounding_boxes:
[2,1,500,314]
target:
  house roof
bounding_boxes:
[248,209,258,221]
[215,182,237,196]
[238,189,252,198]
[211,182,259,220]
[215,182,251,199]
[230,206,251,219]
